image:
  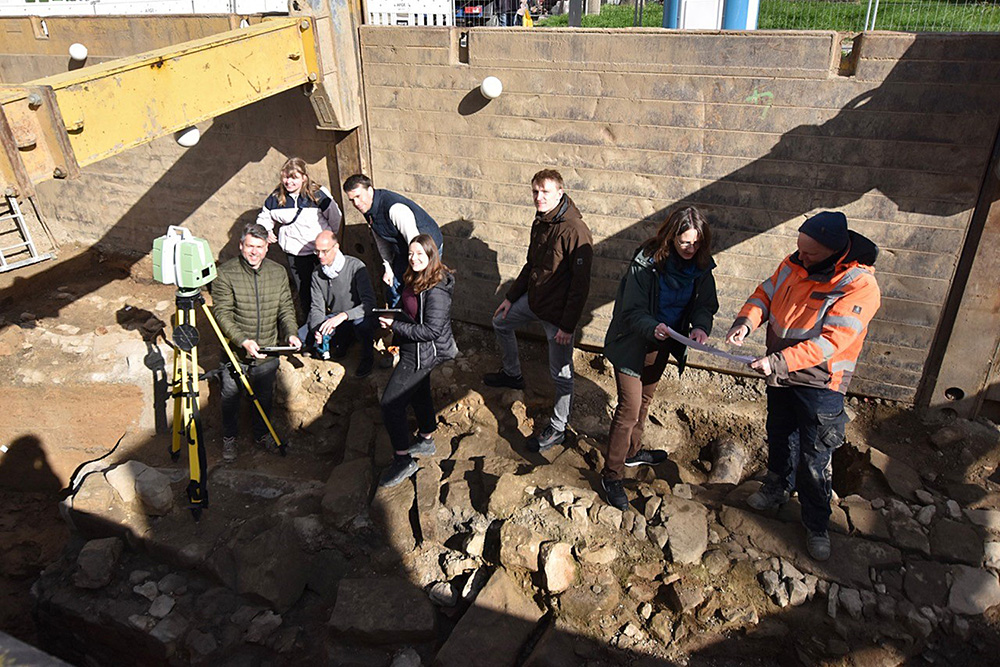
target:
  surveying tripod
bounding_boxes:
[169,288,285,519]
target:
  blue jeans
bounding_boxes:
[385,275,404,308]
[313,317,375,360]
[492,294,573,432]
[765,385,847,533]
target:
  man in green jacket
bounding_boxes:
[212,223,301,461]
[483,169,593,452]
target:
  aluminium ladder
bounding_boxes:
[0,195,51,273]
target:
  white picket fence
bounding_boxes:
[367,0,453,26]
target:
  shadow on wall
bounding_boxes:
[440,33,998,403]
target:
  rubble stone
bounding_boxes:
[759,570,781,596]
[149,612,189,645]
[499,522,543,572]
[246,610,282,644]
[839,587,863,620]
[665,579,704,613]
[134,581,159,600]
[787,579,809,606]
[427,581,458,607]
[916,505,936,526]
[134,466,175,516]
[149,595,175,619]
[73,537,123,589]
[540,542,577,594]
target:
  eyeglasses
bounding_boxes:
[675,239,701,249]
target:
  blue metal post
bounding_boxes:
[662,0,679,28]
[723,0,758,30]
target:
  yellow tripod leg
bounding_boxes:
[201,303,284,452]
[184,306,207,513]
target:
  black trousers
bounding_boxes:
[286,252,318,318]
[220,357,278,439]
[380,351,437,453]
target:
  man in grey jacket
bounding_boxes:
[308,230,377,378]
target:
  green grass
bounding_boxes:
[537,4,664,27]
[536,0,1000,31]
[759,0,1000,32]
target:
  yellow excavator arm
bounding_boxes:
[0,12,354,198]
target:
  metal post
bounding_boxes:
[662,0,679,28]
[568,0,583,26]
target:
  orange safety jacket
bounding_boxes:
[733,231,881,393]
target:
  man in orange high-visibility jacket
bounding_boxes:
[726,211,880,562]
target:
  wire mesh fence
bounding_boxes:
[758,0,1000,32]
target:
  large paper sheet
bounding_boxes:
[665,327,756,365]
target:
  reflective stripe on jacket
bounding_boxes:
[733,230,881,393]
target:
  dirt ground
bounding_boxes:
[3,244,1000,663]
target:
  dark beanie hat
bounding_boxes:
[799,211,849,252]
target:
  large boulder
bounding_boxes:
[434,569,543,666]
[371,474,418,555]
[329,578,436,643]
[660,495,709,565]
[206,515,309,611]
[949,566,1000,615]
[321,458,372,529]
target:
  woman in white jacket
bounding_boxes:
[256,157,342,317]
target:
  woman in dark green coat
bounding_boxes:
[600,206,719,510]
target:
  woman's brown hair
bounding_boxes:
[276,157,321,206]
[404,234,453,294]
[639,205,713,270]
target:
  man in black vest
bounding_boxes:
[343,174,444,306]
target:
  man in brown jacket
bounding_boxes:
[484,169,593,451]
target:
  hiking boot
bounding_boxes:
[379,456,418,488]
[408,434,436,457]
[601,477,629,511]
[806,530,831,561]
[528,424,565,452]
[222,436,237,462]
[482,369,525,390]
[332,345,349,360]
[255,433,279,454]
[746,481,790,511]
[355,356,374,378]
[625,449,668,467]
